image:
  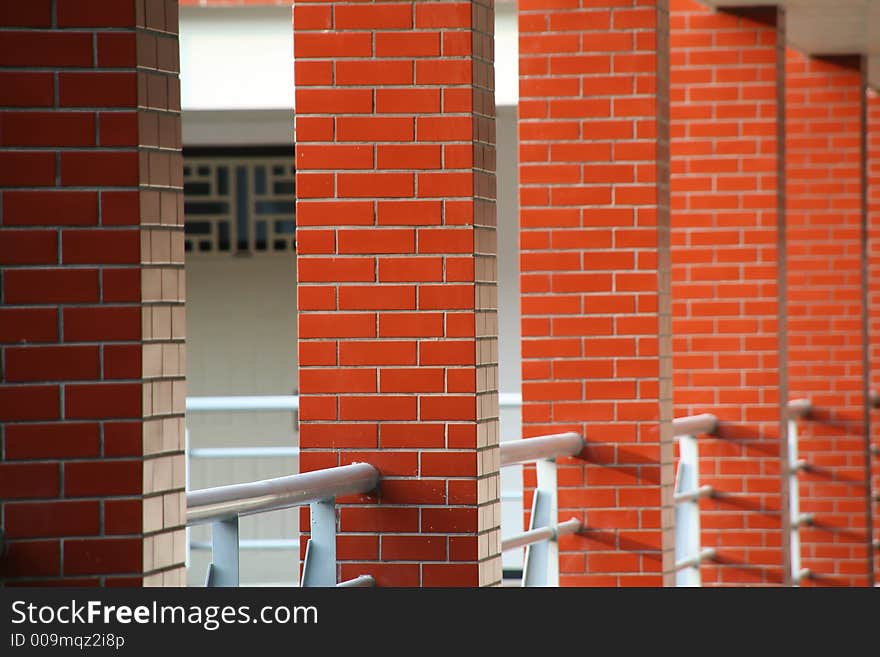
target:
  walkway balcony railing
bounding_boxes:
[673,413,718,587]
[184,396,301,568]
[786,398,812,586]
[499,431,585,586]
[186,463,379,587]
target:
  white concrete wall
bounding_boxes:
[179,6,294,111]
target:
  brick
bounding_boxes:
[64,461,143,497]
[376,88,441,114]
[0,32,93,67]
[337,60,413,86]
[337,117,414,142]
[62,229,140,265]
[377,200,442,226]
[0,229,57,265]
[60,152,139,187]
[0,462,59,499]
[294,32,373,59]
[5,346,100,383]
[339,507,419,533]
[104,499,143,535]
[300,313,376,338]
[1,541,61,577]
[299,258,375,283]
[0,72,55,106]
[4,501,100,538]
[97,33,138,67]
[378,312,444,338]
[338,341,416,367]
[415,2,471,29]
[59,72,138,107]
[299,368,377,393]
[295,89,373,115]
[339,396,418,421]
[63,306,141,342]
[63,538,142,575]
[57,0,136,27]
[0,112,95,147]
[0,386,59,422]
[0,152,56,186]
[0,308,58,343]
[65,383,142,420]
[5,423,100,460]
[335,4,412,29]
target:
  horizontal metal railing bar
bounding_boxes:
[793,568,812,584]
[187,393,525,413]
[789,459,809,475]
[337,575,375,588]
[792,513,814,529]
[674,548,716,572]
[786,398,812,419]
[672,414,718,437]
[189,446,300,459]
[500,432,585,468]
[673,485,714,505]
[499,392,522,408]
[186,395,299,412]
[189,539,299,551]
[187,463,379,526]
[501,518,581,552]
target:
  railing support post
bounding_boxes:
[785,399,811,587]
[675,434,702,587]
[301,497,337,587]
[522,458,559,587]
[206,516,240,587]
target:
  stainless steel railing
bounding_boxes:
[673,414,718,586]
[499,431,585,587]
[186,463,379,587]
[787,398,812,586]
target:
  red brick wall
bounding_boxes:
[518,0,674,586]
[670,1,785,585]
[293,0,501,587]
[868,87,880,582]
[785,50,872,587]
[0,0,185,586]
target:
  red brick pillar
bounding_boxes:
[868,87,880,582]
[786,51,873,587]
[0,1,185,585]
[518,0,674,586]
[293,0,500,587]
[670,2,786,585]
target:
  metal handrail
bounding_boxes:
[337,575,375,588]
[186,395,299,412]
[500,432,584,467]
[502,518,581,552]
[674,548,716,572]
[187,462,379,526]
[787,398,812,419]
[189,446,300,458]
[673,413,718,437]
[673,484,714,505]
[186,393,526,412]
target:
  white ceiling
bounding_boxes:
[700,0,879,88]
